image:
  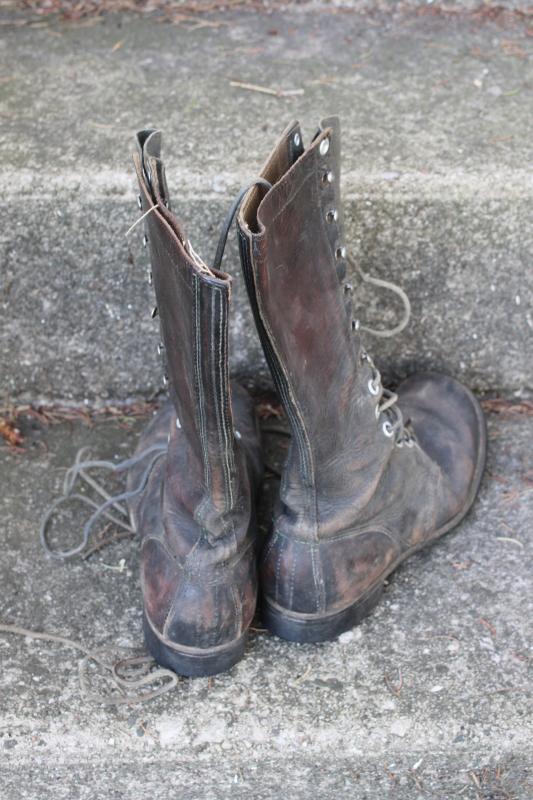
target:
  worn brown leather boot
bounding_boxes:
[237,117,486,643]
[128,130,263,675]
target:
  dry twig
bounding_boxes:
[481,398,533,417]
[230,80,304,98]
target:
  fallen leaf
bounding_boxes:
[0,417,23,447]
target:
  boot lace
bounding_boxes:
[344,256,415,448]
[40,443,167,560]
[311,126,415,448]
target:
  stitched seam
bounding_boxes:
[210,287,233,512]
[310,546,321,613]
[216,289,230,506]
[217,287,235,508]
[231,585,242,638]
[211,582,219,648]
[275,541,283,604]
[217,288,239,553]
[288,554,296,611]
[193,274,211,491]
[315,548,326,613]
[260,532,279,568]
[274,526,400,547]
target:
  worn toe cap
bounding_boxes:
[397,372,486,512]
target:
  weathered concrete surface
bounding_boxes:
[0,407,532,798]
[335,1,532,8]
[1,8,532,404]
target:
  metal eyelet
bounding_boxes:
[162,374,169,387]
[151,306,158,319]
[336,246,346,260]
[360,350,370,363]
[148,271,153,286]
[143,234,148,247]
[368,378,380,396]
[176,416,181,430]
[322,170,334,184]
[319,137,330,156]
[137,195,142,210]
[344,282,353,293]
[234,430,242,440]
[352,319,360,331]
[375,405,380,420]
[405,437,415,448]
[382,420,395,438]
[326,209,338,223]
[157,342,164,355]
[293,132,301,147]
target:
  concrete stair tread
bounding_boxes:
[0,410,531,797]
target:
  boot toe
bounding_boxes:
[397,372,486,512]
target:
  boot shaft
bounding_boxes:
[237,118,393,538]
[134,130,239,530]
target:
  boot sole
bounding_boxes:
[143,612,247,678]
[262,386,487,644]
[262,582,384,643]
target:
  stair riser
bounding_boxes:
[1,190,530,403]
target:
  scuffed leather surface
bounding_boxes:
[238,118,486,617]
[129,131,262,650]
[131,395,260,649]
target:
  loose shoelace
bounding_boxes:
[0,622,179,706]
[343,257,413,446]
[40,443,167,560]
[21,441,172,706]
[346,256,411,339]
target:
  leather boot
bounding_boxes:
[237,117,486,643]
[128,130,262,675]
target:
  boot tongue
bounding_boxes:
[137,129,165,205]
[136,129,194,256]
[240,120,303,231]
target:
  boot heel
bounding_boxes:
[143,613,248,678]
[261,583,383,644]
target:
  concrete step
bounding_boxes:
[0,408,531,798]
[1,7,532,403]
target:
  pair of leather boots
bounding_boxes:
[130,117,486,677]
